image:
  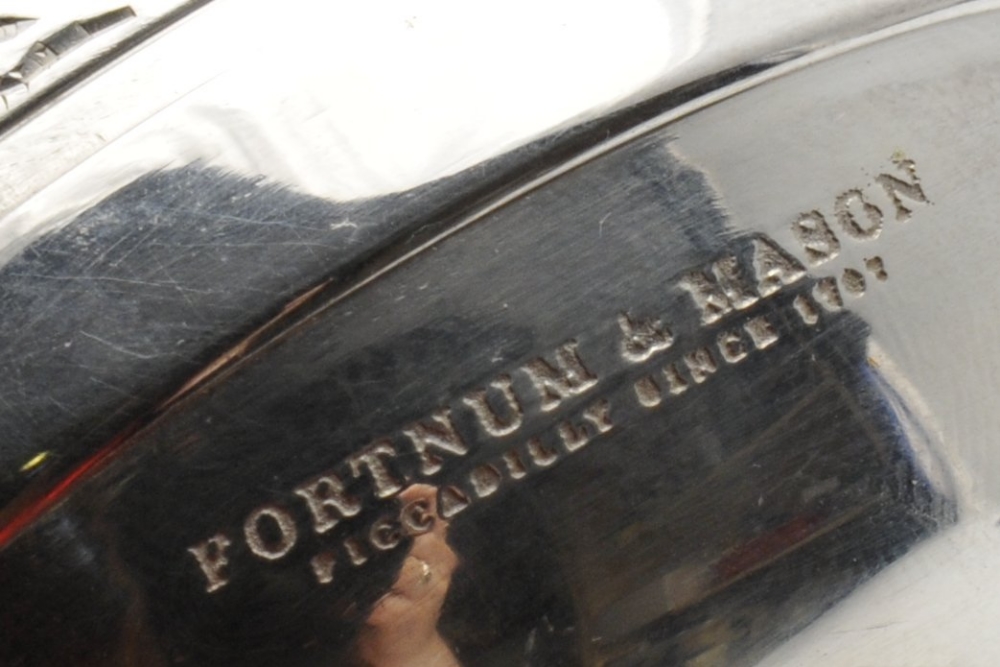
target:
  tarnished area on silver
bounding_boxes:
[1,1,999,666]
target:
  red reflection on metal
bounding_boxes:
[0,425,138,549]
[714,514,825,581]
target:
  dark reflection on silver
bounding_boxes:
[9,1,1000,663]
[0,135,953,666]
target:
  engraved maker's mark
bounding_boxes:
[784,158,927,327]
[187,339,610,591]
[677,237,804,326]
[184,156,931,593]
[641,157,928,414]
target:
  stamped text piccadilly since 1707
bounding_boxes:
[187,159,928,593]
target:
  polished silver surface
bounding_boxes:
[0,1,209,121]
[1,1,998,665]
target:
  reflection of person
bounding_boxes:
[354,485,460,667]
